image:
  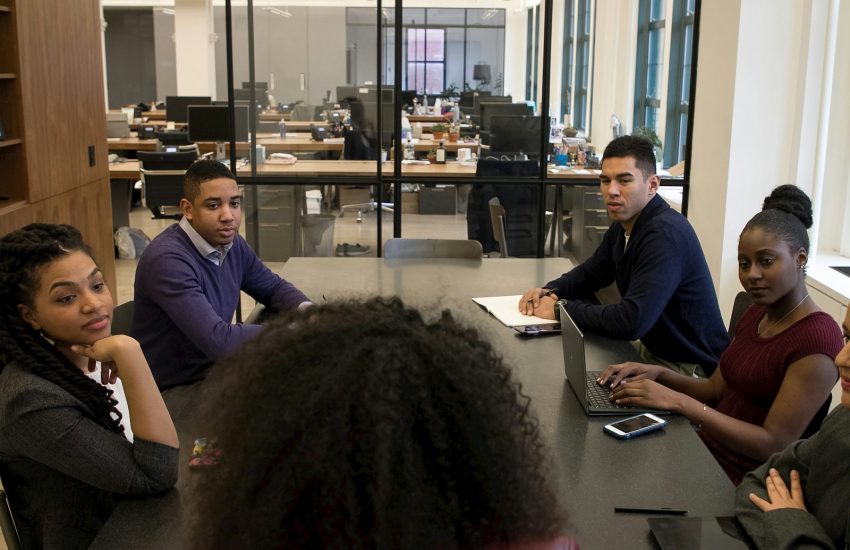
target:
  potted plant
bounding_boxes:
[631,126,663,163]
[431,123,446,140]
[448,123,460,143]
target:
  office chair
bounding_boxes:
[488,197,509,258]
[111,300,134,336]
[468,159,541,256]
[727,291,754,337]
[291,103,314,121]
[138,151,198,219]
[383,238,483,260]
[338,127,393,223]
[0,488,22,550]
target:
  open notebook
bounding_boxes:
[472,295,559,328]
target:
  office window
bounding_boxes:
[406,28,445,94]
[572,0,591,131]
[347,8,504,95]
[663,0,694,165]
[633,0,666,133]
[560,0,575,123]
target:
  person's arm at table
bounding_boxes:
[735,433,835,550]
[142,252,264,361]
[237,242,311,311]
[518,230,617,317]
[611,354,836,462]
[598,360,721,404]
[558,225,681,339]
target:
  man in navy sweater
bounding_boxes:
[132,160,311,390]
[519,136,728,376]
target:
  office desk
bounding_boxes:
[107,136,158,152]
[408,113,454,123]
[91,258,734,550]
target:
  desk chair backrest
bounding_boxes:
[469,160,541,257]
[383,238,483,260]
[154,131,193,146]
[488,197,509,258]
[111,300,135,336]
[138,151,198,219]
[727,291,754,337]
[138,151,198,171]
[0,489,22,550]
[342,127,377,160]
[291,104,313,121]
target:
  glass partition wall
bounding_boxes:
[102,0,698,261]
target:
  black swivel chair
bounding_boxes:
[468,159,541,256]
[138,151,198,219]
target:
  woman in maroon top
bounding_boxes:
[599,185,843,484]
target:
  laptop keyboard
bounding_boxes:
[585,371,630,409]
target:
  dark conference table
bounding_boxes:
[91,257,735,549]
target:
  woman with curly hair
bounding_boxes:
[189,297,576,549]
[0,223,178,549]
[599,185,843,484]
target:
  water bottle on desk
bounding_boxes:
[278,119,287,138]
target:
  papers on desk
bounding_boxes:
[472,295,559,328]
[401,159,431,165]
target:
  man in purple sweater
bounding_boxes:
[132,160,311,390]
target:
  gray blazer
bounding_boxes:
[0,362,178,549]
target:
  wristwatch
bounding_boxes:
[553,298,568,321]
[542,288,558,299]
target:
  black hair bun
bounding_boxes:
[762,184,813,229]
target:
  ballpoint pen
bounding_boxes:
[614,506,688,515]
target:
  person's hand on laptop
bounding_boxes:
[598,361,664,388]
[518,288,557,318]
[609,378,682,411]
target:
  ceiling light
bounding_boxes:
[263,6,292,18]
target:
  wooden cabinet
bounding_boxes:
[0,0,27,205]
[0,0,115,291]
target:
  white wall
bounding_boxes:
[588,0,637,151]
[175,0,216,95]
[689,0,844,321]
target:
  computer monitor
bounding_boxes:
[165,96,211,123]
[336,85,360,104]
[489,115,542,158]
[480,103,533,133]
[241,81,268,91]
[400,90,418,108]
[187,105,250,142]
[474,94,512,118]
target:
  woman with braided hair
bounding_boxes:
[0,223,178,549]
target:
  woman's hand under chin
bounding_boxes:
[71,335,143,385]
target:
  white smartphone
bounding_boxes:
[603,413,667,440]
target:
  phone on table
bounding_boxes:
[604,413,667,439]
[513,323,561,336]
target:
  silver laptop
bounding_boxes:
[560,302,668,416]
